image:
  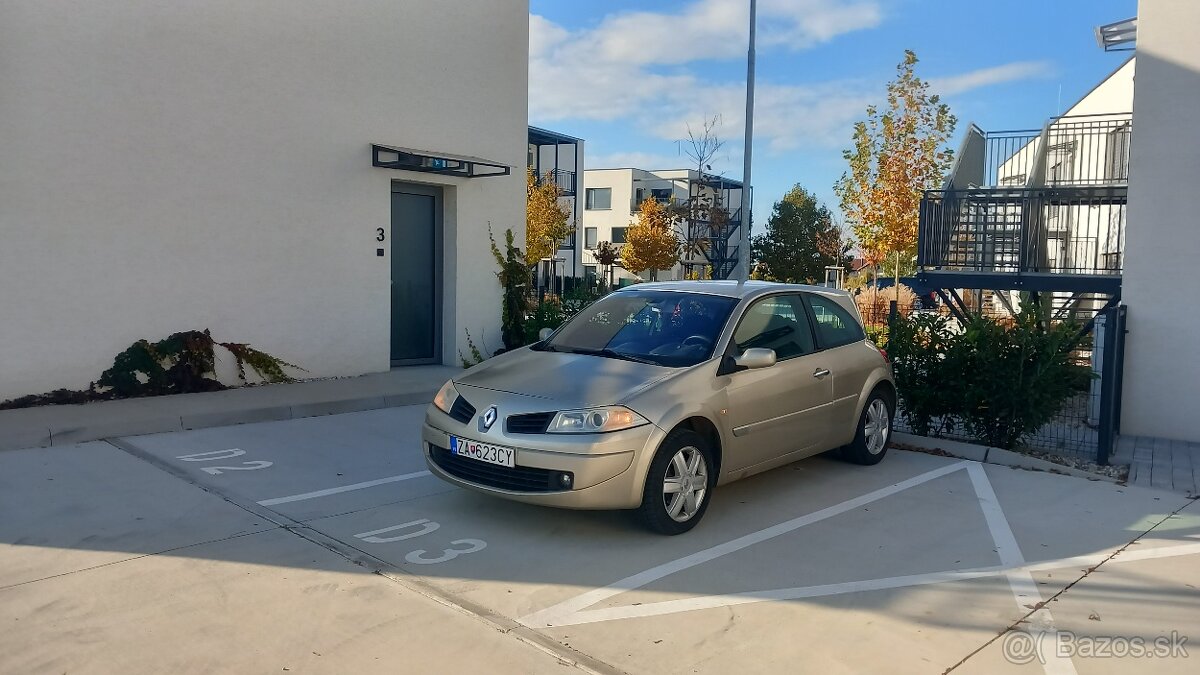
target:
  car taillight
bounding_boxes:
[878,347,889,363]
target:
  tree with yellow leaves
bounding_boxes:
[621,198,681,281]
[525,167,573,267]
[834,50,956,301]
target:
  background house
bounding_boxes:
[915,0,1200,451]
[528,126,584,294]
[0,0,529,400]
[581,167,745,284]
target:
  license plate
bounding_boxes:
[450,436,515,468]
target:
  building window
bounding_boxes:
[611,226,628,244]
[651,188,672,203]
[584,227,598,249]
[586,187,611,210]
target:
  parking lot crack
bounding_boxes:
[0,528,273,591]
[943,497,1198,673]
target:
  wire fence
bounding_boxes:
[857,289,1109,461]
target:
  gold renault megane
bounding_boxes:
[422,281,895,534]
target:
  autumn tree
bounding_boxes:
[751,185,852,284]
[592,240,620,289]
[525,167,573,267]
[834,50,956,300]
[676,115,732,276]
[622,198,681,281]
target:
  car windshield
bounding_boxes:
[535,290,737,368]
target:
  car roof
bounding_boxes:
[616,280,852,302]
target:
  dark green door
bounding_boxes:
[390,183,442,364]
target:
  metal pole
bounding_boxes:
[737,0,756,281]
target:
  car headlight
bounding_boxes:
[546,406,649,434]
[432,380,459,414]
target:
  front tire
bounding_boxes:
[843,391,893,466]
[635,429,714,535]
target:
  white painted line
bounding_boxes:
[520,459,1200,632]
[256,470,432,506]
[530,542,1200,628]
[968,463,1075,675]
[1023,541,1200,571]
[521,460,970,628]
[552,567,1007,625]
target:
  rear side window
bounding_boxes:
[805,294,864,348]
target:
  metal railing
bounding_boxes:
[919,113,1132,279]
[950,113,1132,190]
[918,187,1127,276]
[538,169,576,196]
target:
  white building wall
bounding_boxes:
[0,0,528,400]
[1121,0,1200,443]
[581,168,642,283]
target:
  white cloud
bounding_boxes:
[586,150,693,171]
[530,2,1052,163]
[529,0,881,123]
[928,61,1053,95]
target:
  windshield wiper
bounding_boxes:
[568,347,659,365]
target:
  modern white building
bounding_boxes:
[581,168,745,285]
[1121,0,1200,444]
[0,0,529,401]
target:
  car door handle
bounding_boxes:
[813,368,830,379]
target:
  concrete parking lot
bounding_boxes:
[2,405,1198,674]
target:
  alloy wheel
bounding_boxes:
[863,399,890,455]
[662,446,708,522]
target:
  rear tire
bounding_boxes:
[635,429,714,535]
[842,391,893,466]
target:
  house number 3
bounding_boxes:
[376,228,386,242]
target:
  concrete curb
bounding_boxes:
[891,431,1122,484]
[0,366,457,451]
[0,397,430,452]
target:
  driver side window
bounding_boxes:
[732,295,815,360]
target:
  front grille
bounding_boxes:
[448,396,476,424]
[430,445,567,493]
[505,411,555,434]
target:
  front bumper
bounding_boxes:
[421,409,663,510]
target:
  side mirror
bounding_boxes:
[538,327,554,341]
[733,348,776,370]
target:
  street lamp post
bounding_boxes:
[738,0,756,281]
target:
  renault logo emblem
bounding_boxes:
[481,406,498,431]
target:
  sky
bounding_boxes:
[528,0,1137,230]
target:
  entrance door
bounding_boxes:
[390,183,442,365]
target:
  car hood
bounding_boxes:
[455,346,676,409]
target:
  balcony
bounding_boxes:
[537,168,576,196]
[917,113,1130,294]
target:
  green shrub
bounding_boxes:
[888,304,1091,449]
[524,296,567,344]
[488,227,529,351]
[0,329,299,409]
